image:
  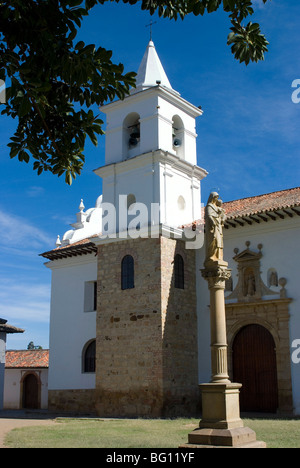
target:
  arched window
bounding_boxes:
[174,254,184,289]
[172,115,184,158]
[121,255,134,290]
[83,340,96,373]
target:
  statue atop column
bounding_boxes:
[204,192,226,267]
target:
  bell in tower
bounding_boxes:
[128,123,140,147]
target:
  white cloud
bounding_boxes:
[0,279,50,325]
[26,186,45,198]
[0,208,53,255]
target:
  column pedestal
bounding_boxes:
[180,382,266,448]
[199,382,243,430]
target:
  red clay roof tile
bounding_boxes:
[223,187,300,220]
[5,350,49,368]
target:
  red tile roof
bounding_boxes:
[223,187,300,220]
[5,350,49,369]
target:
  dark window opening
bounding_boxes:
[121,255,134,290]
[174,254,184,289]
[84,340,96,373]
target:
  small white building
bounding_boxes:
[4,350,49,410]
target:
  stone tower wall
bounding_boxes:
[95,235,199,417]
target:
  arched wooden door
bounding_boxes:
[232,324,278,413]
[22,373,39,409]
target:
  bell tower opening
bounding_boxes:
[123,112,140,160]
[172,115,184,159]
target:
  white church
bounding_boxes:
[41,41,300,417]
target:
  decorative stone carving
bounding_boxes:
[268,269,279,287]
[225,276,233,292]
[279,277,287,298]
[201,265,231,289]
[226,241,280,302]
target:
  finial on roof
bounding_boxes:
[79,199,85,212]
[56,235,61,247]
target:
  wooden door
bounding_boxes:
[23,373,39,409]
[232,324,278,413]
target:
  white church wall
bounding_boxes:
[159,164,201,228]
[101,160,159,234]
[47,255,97,391]
[196,216,300,414]
[100,153,203,234]
[3,368,20,409]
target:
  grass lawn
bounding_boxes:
[4,416,300,448]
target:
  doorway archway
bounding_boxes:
[232,324,278,413]
[22,373,39,409]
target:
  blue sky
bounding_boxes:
[0,0,299,349]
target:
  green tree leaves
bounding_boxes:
[0,0,136,184]
[228,20,269,65]
[0,0,269,184]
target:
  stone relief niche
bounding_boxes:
[226,241,286,302]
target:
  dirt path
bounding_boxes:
[0,415,56,448]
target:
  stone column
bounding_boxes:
[202,264,231,384]
[180,192,266,448]
[198,261,244,431]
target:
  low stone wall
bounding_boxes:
[48,389,96,414]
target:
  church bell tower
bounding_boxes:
[94,40,207,234]
[93,41,207,417]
